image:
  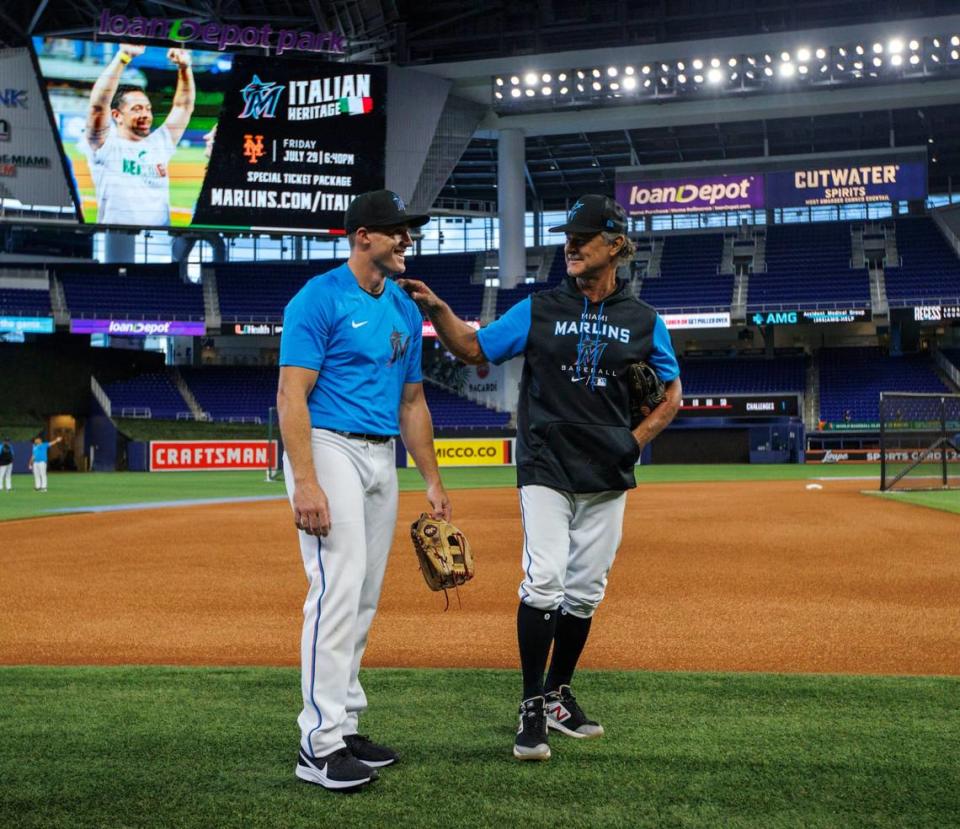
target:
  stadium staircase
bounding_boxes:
[50,273,70,326]
[804,358,820,432]
[167,367,208,421]
[201,267,221,332]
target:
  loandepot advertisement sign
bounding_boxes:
[96,10,345,55]
[617,155,927,215]
[410,438,515,467]
[71,319,206,336]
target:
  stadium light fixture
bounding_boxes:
[872,56,883,67]
[909,39,920,50]
[607,66,618,77]
[888,38,904,54]
[910,54,921,65]
[952,35,960,46]
[624,66,635,75]
[693,73,703,83]
[797,48,811,62]
[641,64,651,74]
[728,57,738,67]
[780,51,791,61]
[692,58,704,70]
[495,91,503,99]
[542,73,552,83]
[815,48,827,59]
[510,88,520,98]
[855,44,865,55]
[560,86,569,94]
[525,88,535,96]
[542,86,552,95]
[872,42,883,54]
[707,67,723,83]
[798,64,809,75]
[890,54,903,66]
[524,72,537,85]
[495,77,504,86]
[677,73,688,84]
[780,62,796,77]
[510,75,519,85]
[610,82,620,90]
[764,66,774,76]
[710,57,721,68]
[623,76,637,90]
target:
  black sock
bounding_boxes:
[517,601,559,699]
[544,607,593,693]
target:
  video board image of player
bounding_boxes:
[35,38,228,227]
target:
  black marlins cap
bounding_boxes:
[548,194,627,234]
[344,190,431,233]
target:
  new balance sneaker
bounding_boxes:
[344,733,399,768]
[295,747,379,791]
[545,685,604,738]
[513,695,551,761]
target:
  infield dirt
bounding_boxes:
[2,479,958,675]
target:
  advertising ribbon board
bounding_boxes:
[150,439,278,470]
[0,316,55,334]
[409,438,515,467]
[71,319,206,336]
[765,162,927,208]
[616,175,764,216]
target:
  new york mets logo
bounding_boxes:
[387,328,410,366]
[238,75,283,119]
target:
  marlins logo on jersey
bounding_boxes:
[387,328,410,366]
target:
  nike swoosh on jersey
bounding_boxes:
[351,320,369,328]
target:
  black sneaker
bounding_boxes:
[513,696,551,761]
[545,685,604,738]
[344,733,399,768]
[295,747,379,790]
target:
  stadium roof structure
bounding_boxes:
[4,0,960,211]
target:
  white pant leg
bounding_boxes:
[33,462,47,490]
[517,485,575,610]
[343,440,398,736]
[0,464,11,490]
[562,490,627,618]
[285,432,373,758]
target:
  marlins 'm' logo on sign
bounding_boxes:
[387,328,410,366]
[239,75,283,119]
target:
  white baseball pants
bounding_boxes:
[0,464,11,490]
[32,461,47,490]
[284,429,398,759]
[517,484,627,618]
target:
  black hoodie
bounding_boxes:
[491,277,678,493]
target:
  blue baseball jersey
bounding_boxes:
[32,442,50,463]
[280,263,423,435]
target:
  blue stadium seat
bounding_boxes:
[103,372,187,419]
[58,265,204,319]
[884,217,960,306]
[818,347,950,423]
[678,355,807,395]
[747,224,870,310]
[639,233,730,312]
[0,287,51,315]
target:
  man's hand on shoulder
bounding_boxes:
[397,278,442,313]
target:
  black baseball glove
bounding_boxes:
[627,362,665,428]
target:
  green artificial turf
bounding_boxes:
[0,464,899,523]
[870,488,960,516]
[0,666,956,829]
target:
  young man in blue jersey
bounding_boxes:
[277,189,451,792]
[400,194,682,761]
